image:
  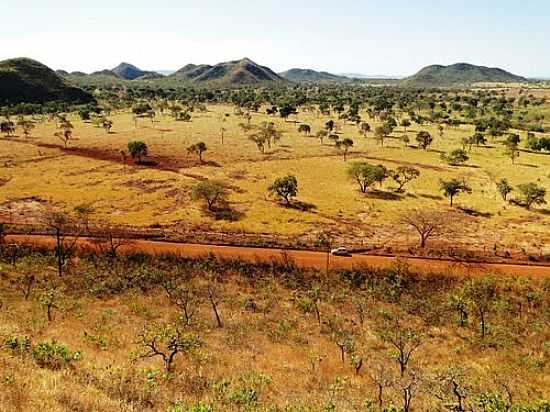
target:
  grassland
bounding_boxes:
[0,250,549,411]
[0,103,549,256]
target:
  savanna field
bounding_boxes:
[3,1,550,410]
[0,100,549,255]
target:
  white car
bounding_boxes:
[331,247,351,256]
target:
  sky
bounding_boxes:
[1,0,549,77]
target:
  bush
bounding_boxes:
[4,335,31,356]
[32,340,81,369]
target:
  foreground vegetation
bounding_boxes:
[0,246,549,411]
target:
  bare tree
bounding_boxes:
[378,316,423,377]
[207,279,223,328]
[44,211,82,276]
[400,208,456,248]
[91,224,132,259]
[427,366,472,412]
[368,358,394,410]
[138,323,202,372]
[163,281,198,327]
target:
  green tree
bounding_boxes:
[192,181,228,211]
[347,162,387,193]
[268,175,298,205]
[496,179,513,201]
[374,125,391,146]
[336,138,354,161]
[464,278,498,338]
[440,179,472,207]
[416,131,433,150]
[127,141,148,163]
[187,142,208,162]
[400,119,411,134]
[441,148,469,166]
[391,166,420,192]
[516,183,546,210]
[504,143,520,164]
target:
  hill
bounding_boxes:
[0,58,94,105]
[279,68,349,82]
[172,63,214,80]
[402,63,527,87]
[112,62,162,80]
[170,58,285,85]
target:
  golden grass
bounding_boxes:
[0,104,548,253]
[0,255,549,411]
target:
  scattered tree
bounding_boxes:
[496,179,513,201]
[127,141,148,163]
[516,183,546,210]
[391,166,420,192]
[440,179,472,207]
[187,142,208,162]
[192,180,228,211]
[416,131,433,150]
[268,175,298,205]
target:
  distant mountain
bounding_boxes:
[279,68,349,82]
[0,58,94,105]
[90,69,120,77]
[172,64,214,80]
[170,58,285,85]
[82,63,163,81]
[402,63,527,87]
[339,73,403,80]
[112,62,162,80]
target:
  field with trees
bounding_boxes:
[0,84,549,261]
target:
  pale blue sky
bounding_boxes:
[1,0,548,77]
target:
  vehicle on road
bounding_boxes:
[331,246,351,256]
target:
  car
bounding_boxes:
[330,246,351,256]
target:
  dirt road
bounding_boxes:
[6,235,550,277]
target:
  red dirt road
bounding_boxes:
[6,235,550,277]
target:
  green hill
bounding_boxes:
[0,58,94,105]
[169,58,285,85]
[112,62,162,80]
[279,68,349,82]
[402,63,527,87]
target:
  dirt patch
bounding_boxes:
[34,143,199,172]
[124,178,177,193]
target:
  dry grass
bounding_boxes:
[0,103,548,254]
[0,252,549,411]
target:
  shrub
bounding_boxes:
[32,340,81,369]
[4,335,31,356]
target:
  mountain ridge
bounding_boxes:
[402,63,527,87]
[0,58,94,105]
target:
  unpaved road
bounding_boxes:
[6,235,550,277]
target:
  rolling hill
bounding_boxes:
[87,63,163,80]
[111,62,163,80]
[170,58,285,85]
[279,68,349,82]
[0,58,94,105]
[402,63,527,87]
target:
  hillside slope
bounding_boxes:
[0,58,94,105]
[170,58,285,85]
[402,63,527,87]
[112,62,162,80]
[279,68,349,82]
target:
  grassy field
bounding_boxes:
[0,103,549,255]
[0,251,549,411]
